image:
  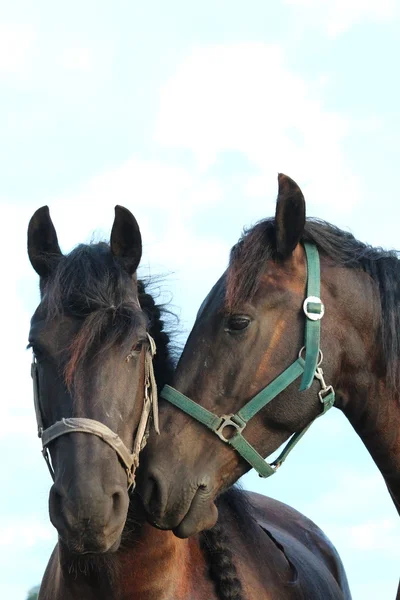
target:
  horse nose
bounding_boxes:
[140,469,169,521]
[49,483,129,551]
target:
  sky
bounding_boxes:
[1,1,399,598]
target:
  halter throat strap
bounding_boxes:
[160,242,335,478]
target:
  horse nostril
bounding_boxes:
[49,485,71,533]
[141,473,167,518]
[109,486,128,522]
[112,490,123,514]
[50,485,64,512]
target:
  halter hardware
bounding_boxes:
[160,242,335,478]
[215,414,246,443]
[315,367,334,408]
[303,296,324,321]
[31,333,158,490]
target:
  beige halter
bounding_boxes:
[31,333,158,490]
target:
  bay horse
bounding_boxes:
[140,173,400,533]
[28,203,350,599]
[138,173,400,594]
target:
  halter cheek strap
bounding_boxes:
[160,242,335,478]
[300,243,323,391]
[31,333,158,490]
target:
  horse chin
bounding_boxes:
[172,495,219,539]
[142,475,219,537]
[61,529,123,556]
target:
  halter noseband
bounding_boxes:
[160,242,335,478]
[31,333,158,490]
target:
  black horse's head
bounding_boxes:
[28,205,152,554]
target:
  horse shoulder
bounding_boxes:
[245,491,351,598]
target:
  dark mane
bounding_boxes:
[137,279,175,390]
[227,218,400,393]
[200,487,264,600]
[42,242,174,389]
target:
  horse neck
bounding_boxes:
[333,268,400,513]
[117,522,213,600]
[57,521,211,600]
[338,379,400,513]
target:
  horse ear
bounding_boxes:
[110,206,142,275]
[275,173,306,258]
[28,206,62,277]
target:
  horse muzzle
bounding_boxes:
[139,467,218,538]
[49,481,128,554]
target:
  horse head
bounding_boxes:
[28,205,156,554]
[139,173,380,537]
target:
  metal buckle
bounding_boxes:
[318,385,334,405]
[314,367,334,406]
[303,296,324,321]
[215,414,246,443]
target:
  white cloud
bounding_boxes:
[61,47,94,71]
[283,0,398,38]
[156,43,363,215]
[0,23,36,74]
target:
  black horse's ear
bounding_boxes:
[275,173,306,258]
[110,206,142,275]
[28,206,62,277]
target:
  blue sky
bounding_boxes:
[1,1,399,598]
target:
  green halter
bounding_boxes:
[161,243,335,478]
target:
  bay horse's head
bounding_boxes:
[139,174,380,537]
[28,206,154,554]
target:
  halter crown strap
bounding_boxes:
[160,242,335,478]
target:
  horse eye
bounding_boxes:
[130,339,144,352]
[126,339,146,362]
[226,315,251,332]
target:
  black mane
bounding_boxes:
[227,218,400,393]
[200,487,261,600]
[41,242,174,389]
[137,279,175,390]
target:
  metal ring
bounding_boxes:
[298,346,324,367]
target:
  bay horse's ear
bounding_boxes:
[28,206,63,277]
[275,173,306,258]
[110,206,142,275]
